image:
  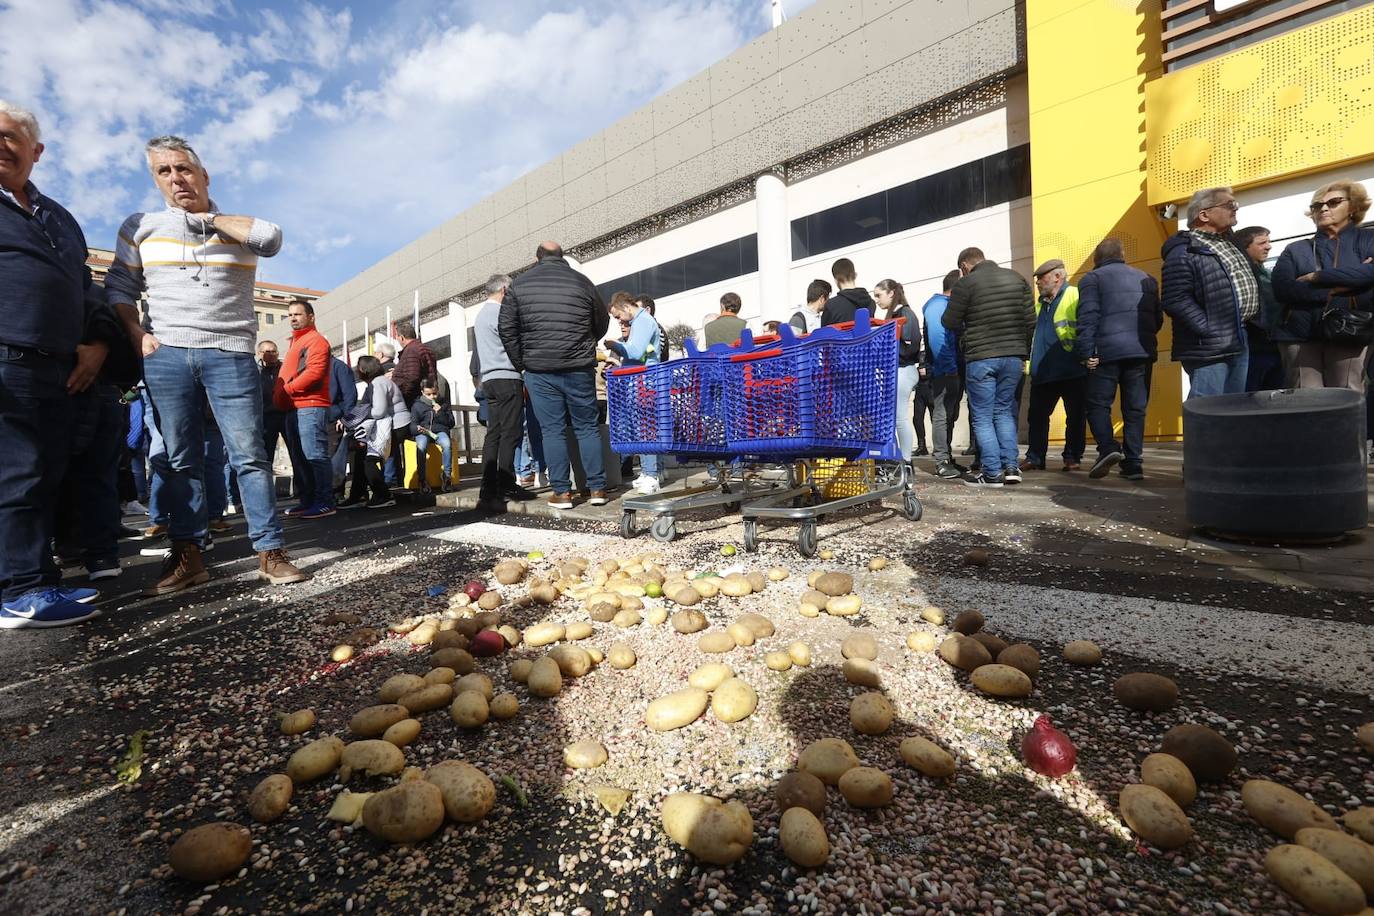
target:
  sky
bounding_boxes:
[1,0,812,290]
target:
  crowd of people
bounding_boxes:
[4,88,1373,629]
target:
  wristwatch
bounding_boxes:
[205,213,217,232]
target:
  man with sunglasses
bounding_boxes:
[1161,186,1259,397]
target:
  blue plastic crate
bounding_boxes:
[606,358,731,456]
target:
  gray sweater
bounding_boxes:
[474,298,521,382]
[105,200,282,354]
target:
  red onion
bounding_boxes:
[1022,714,1077,778]
[469,629,506,657]
[463,580,486,601]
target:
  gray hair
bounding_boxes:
[377,342,396,359]
[485,274,511,296]
[0,100,41,143]
[1186,186,1233,227]
[145,135,204,172]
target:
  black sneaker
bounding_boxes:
[1089,451,1124,479]
[935,462,963,480]
[366,497,397,509]
[961,446,977,456]
[961,470,1005,488]
[1003,469,1023,484]
[1119,467,1144,481]
[338,497,369,510]
[503,485,537,502]
[913,445,930,457]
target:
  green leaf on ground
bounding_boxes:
[115,730,151,784]
[499,775,528,808]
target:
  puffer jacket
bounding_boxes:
[1074,258,1162,363]
[1271,224,1374,343]
[1160,231,1244,362]
[942,260,1034,362]
[499,255,609,372]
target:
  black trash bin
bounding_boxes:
[1183,388,1368,539]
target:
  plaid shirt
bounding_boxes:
[1193,229,1259,322]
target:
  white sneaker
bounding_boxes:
[225,503,238,516]
[122,500,148,516]
[634,476,661,494]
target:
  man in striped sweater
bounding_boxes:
[106,135,307,595]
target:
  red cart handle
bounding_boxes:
[608,365,647,375]
[729,347,783,362]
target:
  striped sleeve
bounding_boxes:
[246,218,282,257]
[104,214,147,308]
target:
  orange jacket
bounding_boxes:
[273,326,332,410]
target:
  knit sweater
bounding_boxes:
[104,201,282,354]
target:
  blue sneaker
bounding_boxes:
[58,586,99,604]
[1,588,103,629]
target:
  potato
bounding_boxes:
[168,822,252,883]
[920,606,945,625]
[776,770,826,815]
[526,656,563,697]
[842,658,881,688]
[899,737,955,778]
[449,692,489,729]
[867,556,888,572]
[1242,779,1340,839]
[764,651,793,671]
[798,738,860,785]
[1359,722,1374,754]
[838,766,894,808]
[350,704,411,738]
[339,740,405,781]
[476,591,503,611]
[286,735,345,783]
[698,630,736,654]
[1118,784,1193,850]
[325,789,372,824]
[660,793,753,865]
[550,645,594,677]
[494,561,526,585]
[693,577,721,599]
[423,666,456,686]
[745,571,767,592]
[962,548,989,567]
[452,618,480,637]
[529,582,558,605]
[588,602,617,623]
[608,643,637,669]
[646,606,668,626]
[903,631,936,653]
[397,683,454,715]
[725,622,756,647]
[331,644,355,662]
[952,609,984,635]
[1296,827,1374,898]
[473,611,501,630]
[787,642,813,667]
[455,672,494,700]
[324,611,362,626]
[736,612,775,638]
[711,678,758,723]
[362,779,445,844]
[586,590,621,610]
[565,622,593,640]
[798,603,821,619]
[279,708,316,736]
[1113,673,1179,712]
[383,719,422,747]
[720,574,752,597]
[825,594,862,617]
[497,624,521,648]
[524,622,564,647]
[646,688,710,731]
[613,608,643,628]
[248,774,293,824]
[939,635,992,672]
[688,663,734,691]
[799,589,828,616]
[996,644,1040,679]
[1345,808,1374,843]
[430,648,476,675]
[1062,640,1102,665]
[970,664,1032,699]
[1140,753,1196,808]
[1161,724,1236,783]
[509,658,533,683]
[564,740,608,769]
[586,647,604,665]
[407,621,439,645]
[620,595,644,612]
[850,692,894,735]
[671,586,703,606]
[841,632,878,661]
[1265,844,1367,916]
[969,632,1007,657]
[806,571,823,588]
[490,693,520,720]
[432,630,467,650]
[379,674,427,703]
[813,571,853,596]
[780,806,830,868]
[427,760,496,823]
[767,566,789,581]
[672,609,707,633]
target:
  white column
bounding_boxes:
[755,171,790,322]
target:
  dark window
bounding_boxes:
[684,238,742,289]
[426,335,452,361]
[741,234,758,274]
[802,190,888,258]
[265,313,275,324]
[596,272,640,304]
[641,259,686,299]
[984,145,1032,206]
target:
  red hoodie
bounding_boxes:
[273,326,332,410]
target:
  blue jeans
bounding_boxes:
[1183,351,1248,399]
[0,346,74,601]
[284,407,333,509]
[415,431,453,485]
[142,345,283,550]
[965,356,1023,477]
[204,422,229,521]
[525,369,605,494]
[515,399,544,477]
[1087,358,1152,471]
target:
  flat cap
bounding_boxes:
[1034,258,1065,277]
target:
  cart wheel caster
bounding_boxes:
[650,515,677,543]
[797,521,818,558]
[743,520,758,553]
[619,510,636,539]
[902,490,922,521]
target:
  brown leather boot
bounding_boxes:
[144,541,209,596]
[258,548,310,584]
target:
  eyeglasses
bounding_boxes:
[1310,197,1348,212]
[1205,200,1239,212]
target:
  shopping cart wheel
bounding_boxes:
[797,521,818,558]
[902,489,922,521]
[743,520,758,553]
[619,510,637,539]
[650,515,677,543]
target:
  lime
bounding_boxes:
[720,544,737,557]
[645,582,662,598]
[527,550,544,561]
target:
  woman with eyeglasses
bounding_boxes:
[1271,180,1374,390]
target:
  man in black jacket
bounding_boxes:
[499,241,611,509]
[943,247,1035,487]
[821,258,876,326]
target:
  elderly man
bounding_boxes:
[106,135,307,595]
[1021,259,1086,473]
[473,273,531,513]
[499,241,610,510]
[1161,186,1257,397]
[0,101,110,627]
